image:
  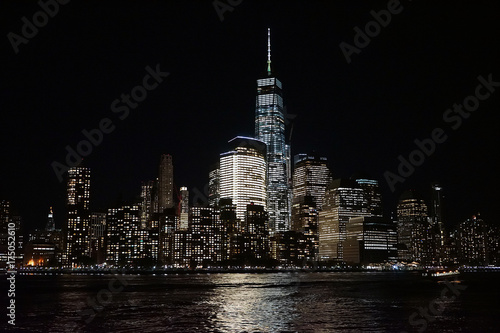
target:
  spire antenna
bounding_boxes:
[267,28,272,75]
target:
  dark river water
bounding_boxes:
[1,271,498,332]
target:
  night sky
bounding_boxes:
[1,0,499,232]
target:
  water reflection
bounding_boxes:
[6,272,496,332]
[208,273,300,332]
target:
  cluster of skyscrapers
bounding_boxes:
[2,30,499,269]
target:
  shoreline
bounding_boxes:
[6,266,500,275]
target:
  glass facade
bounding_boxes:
[255,31,291,233]
[292,154,331,211]
[208,163,220,208]
[354,178,383,217]
[318,179,371,261]
[344,216,398,264]
[219,137,267,223]
[396,191,433,264]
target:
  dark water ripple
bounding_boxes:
[1,272,498,332]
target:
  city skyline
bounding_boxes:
[1,1,499,233]
[2,2,500,332]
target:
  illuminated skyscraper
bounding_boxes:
[255,28,291,233]
[106,204,140,266]
[189,207,223,265]
[158,154,174,213]
[64,166,91,266]
[179,186,189,230]
[219,136,267,222]
[140,180,155,229]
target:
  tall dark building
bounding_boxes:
[159,209,178,265]
[290,196,320,263]
[318,179,371,261]
[140,180,155,229]
[219,198,238,262]
[89,212,106,264]
[396,190,436,264]
[291,153,331,262]
[343,216,397,265]
[64,166,91,267]
[244,204,270,261]
[208,162,220,208]
[353,177,383,217]
[430,183,446,262]
[158,154,174,213]
[46,207,55,231]
[255,28,291,233]
[292,153,332,211]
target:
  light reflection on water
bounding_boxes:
[208,273,300,332]
[2,272,498,332]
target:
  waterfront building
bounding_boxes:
[89,212,106,264]
[105,204,141,266]
[343,216,398,265]
[454,214,499,265]
[318,179,371,261]
[244,204,270,261]
[396,190,435,264]
[64,166,91,266]
[158,154,174,213]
